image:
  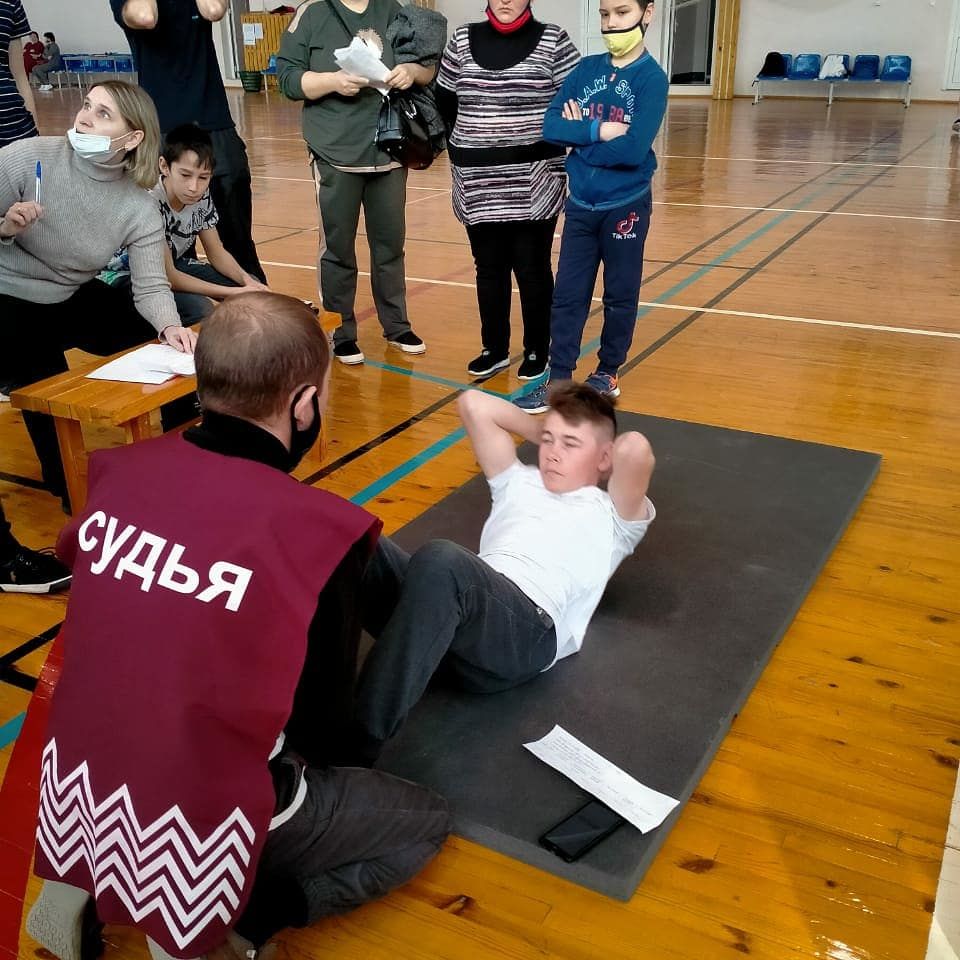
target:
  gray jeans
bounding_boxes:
[235,763,449,946]
[355,537,557,745]
[172,258,239,324]
[311,157,411,345]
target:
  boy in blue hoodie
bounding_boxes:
[516,0,668,412]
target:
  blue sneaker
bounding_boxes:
[514,381,551,414]
[584,371,621,399]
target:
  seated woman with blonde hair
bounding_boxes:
[0,79,195,507]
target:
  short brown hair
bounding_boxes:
[549,381,618,439]
[195,293,330,419]
[92,81,162,190]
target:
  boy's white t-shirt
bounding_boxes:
[478,461,655,667]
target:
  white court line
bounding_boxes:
[252,176,955,222]
[662,154,959,172]
[260,259,960,341]
[405,191,450,205]
[661,201,960,224]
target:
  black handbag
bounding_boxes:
[376,90,436,170]
[325,0,439,171]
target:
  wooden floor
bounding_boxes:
[2,89,960,960]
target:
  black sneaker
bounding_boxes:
[467,350,509,377]
[333,340,365,365]
[0,546,71,594]
[517,351,547,380]
[388,331,426,355]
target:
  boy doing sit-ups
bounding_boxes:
[353,384,656,761]
[100,124,267,323]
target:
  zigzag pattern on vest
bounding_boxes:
[36,739,256,950]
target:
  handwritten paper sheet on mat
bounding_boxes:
[86,344,195,385]
[524,725,679,833]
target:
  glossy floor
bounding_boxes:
[2,90,959,960]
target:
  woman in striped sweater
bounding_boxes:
[437,0,579,380]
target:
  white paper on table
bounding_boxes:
[334,36,391,93]
[86,344,195,385]
[523,725,679,834]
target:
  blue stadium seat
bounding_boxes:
[848,55,880,81]
[880,55,911,82]
[789,54,821,80]
[821,54,851,78]
[261,53,278,94]
[757,53,792,79]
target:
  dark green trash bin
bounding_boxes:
[239,70,263,93]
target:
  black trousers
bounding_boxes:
[355,537,557,746]
[208,127,266,283]
[1,283,196,499]
[464,217,557,359]
[235,764,450,946]
[0,502,16,561]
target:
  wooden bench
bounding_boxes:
[10,348,197,514]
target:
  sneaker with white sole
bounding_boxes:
[467,349,509,377]
[584,371,621,399]
[513,381,551,414]
[517,351,547,380]
[333,340,365,365]
[388,331,426,354]
[0,545,72,593]
[38,84,53,91]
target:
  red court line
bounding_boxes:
[0,634,62,959]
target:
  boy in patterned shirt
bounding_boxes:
[101,124,267,324]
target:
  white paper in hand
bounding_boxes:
[86,344,196,384]
[524,725,679,834]
[334,36,390,93]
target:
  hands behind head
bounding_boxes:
[0,201,43,239]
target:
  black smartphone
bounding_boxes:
[539,799,626,863]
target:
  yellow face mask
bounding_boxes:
[601,19,647,59]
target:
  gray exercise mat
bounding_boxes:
[377,413,880,900]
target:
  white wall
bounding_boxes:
[20,0,130,53]
[735,0,956,101]
[436,0,584,50]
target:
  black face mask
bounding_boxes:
[285,385,321,471]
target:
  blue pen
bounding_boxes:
[35,161,41,204]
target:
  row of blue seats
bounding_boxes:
[753,54,913,107]
[45,53,135,89]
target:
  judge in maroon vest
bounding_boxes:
[27,293,450,960]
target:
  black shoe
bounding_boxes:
[467,350,509,377]
[0,546,71,594]
[388,331,426,355]
[333,340,365,365]
[517,351,548,380]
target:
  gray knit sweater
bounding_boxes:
[0,136,179,333]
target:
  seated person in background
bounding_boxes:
[32,31,63,90]
[22,31,45,76]
[352,384,656,762]
[100,123,268,325]
[26,293,450,960]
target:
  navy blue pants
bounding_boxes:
[549,194,652,381]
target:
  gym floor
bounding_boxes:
[2,88,959,960]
